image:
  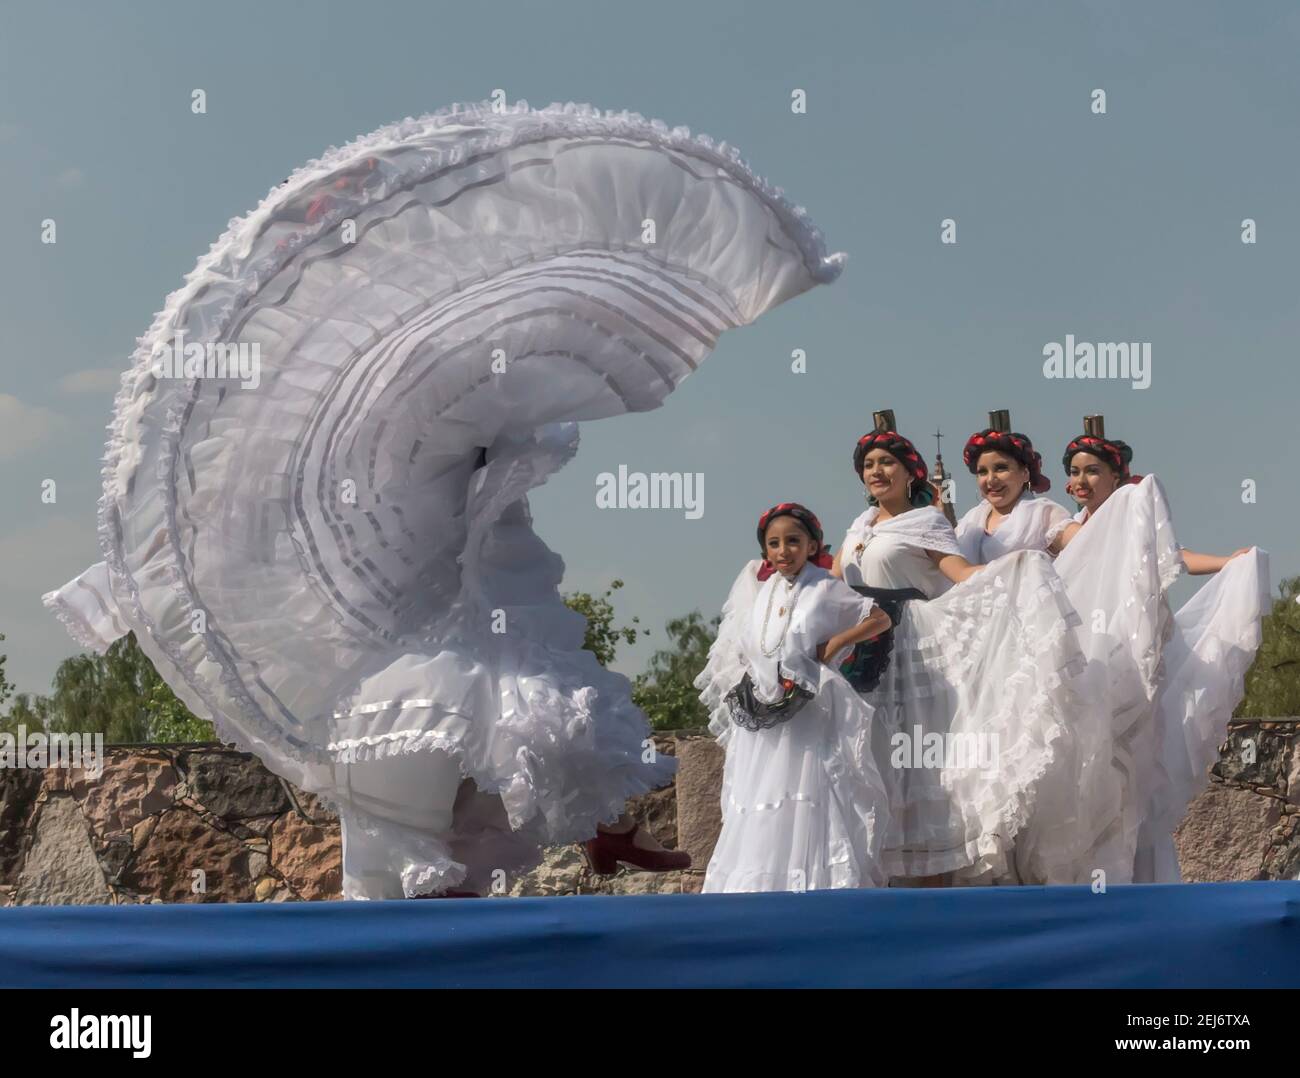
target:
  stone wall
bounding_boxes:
[1,721,1295,906]
[0,746,341,906]
[1174,717,1299,881]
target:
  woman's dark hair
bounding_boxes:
[964,429,1051,493]
[853,431,933,508]
[1062,434,1134,480]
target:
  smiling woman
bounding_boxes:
[41,100,844,899]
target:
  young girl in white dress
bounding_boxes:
[697,503,893,893]
[832,419,1097,886]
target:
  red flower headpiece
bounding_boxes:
[1060,434,1144,496]
[756,502,834,580]
[1062,434,1141,485]
[852,431,934,507]
[963,429,1051,493]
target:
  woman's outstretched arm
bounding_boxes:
[1182,548,1251,575]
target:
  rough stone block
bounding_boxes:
[1213,727,1291,794]
[69,751,177,839]
[182,751,289,819]
[1175,783,1281,882]
[269,810,342,901]
[121,808,256,902]
[13,795,112,905]
[674,736,724,870]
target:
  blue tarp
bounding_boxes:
[1,882,1297,988]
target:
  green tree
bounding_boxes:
[2,633,214,743]
[145,676,215,742]
[0,632,12,712]
[0,692,53,735]
[632,611,720,731]
[562,579,644,667]
[1236,575,1300,718]
[561,582,720,731]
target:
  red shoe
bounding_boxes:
[583,824,692,875]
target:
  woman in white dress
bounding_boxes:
[953,416,1128,883]
[952,411,1268,884]
[1056,420,1268,883]
[42,101,846,899]
[954,416,1080,565]
[830,416,1095,886]
[697,503,893,893]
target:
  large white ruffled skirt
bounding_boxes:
[42,101,845,898]
[1053,476,1268,884]
[1139,549,1269,881]
[858,549,1101,883]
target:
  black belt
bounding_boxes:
[839,585,926,694]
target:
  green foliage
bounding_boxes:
[1236,575,1300,718]
[0,632,214,743]
[632,611,719,731]
[0,693,51,737]
[145,676,216,743]
[561,581,719,731]
[562,579,644,668]
[0,632,12,711]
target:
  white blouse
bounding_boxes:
[954,494,1075,564]
[739,561,877,702]
[837,506,962,599]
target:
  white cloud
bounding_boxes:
[0,394,65,461]
[58,368,121,395]
[54,167,85,190]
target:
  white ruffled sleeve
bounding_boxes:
[695,560,763,740]
[808,576,876,639]
[806,576,877,667]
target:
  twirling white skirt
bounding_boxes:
[1137,548,1269,881]
[1053,476,1269,884]
[43,101,844,898]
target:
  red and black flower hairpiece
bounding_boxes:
[852,431,934,507]
[1062,434,1141,485]
[756,502,834,580]
[963,429,1051,493]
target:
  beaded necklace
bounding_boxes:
[759,571,801,657]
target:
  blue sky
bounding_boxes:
[2,0,1297,693]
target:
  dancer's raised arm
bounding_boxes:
[1182,548,1251,575]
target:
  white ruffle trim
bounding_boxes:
[41,589,114,655]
